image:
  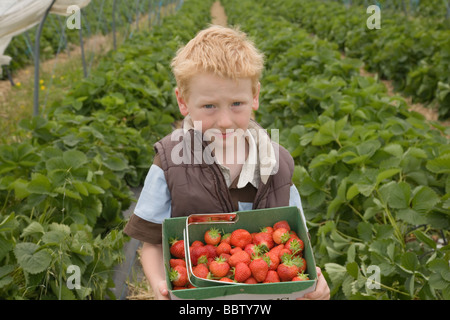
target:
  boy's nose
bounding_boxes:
[216,110,233,130]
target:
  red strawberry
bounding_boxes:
[292,272,309,281]
[229,246,243,255]
[249,256,269,283]
[204,227,221,246]
[228,250,251,267]
[169,265,188,287]
[278,248,292,260]
[289,230,299,239]
[260,226,274,236]
[169,258,186,268]
[233,262,252,283]
[190,245,209,266]
[269,244,284,257]
[169,238,185,259]
[191,240,204,247]
[219,253,231,263]
[187,283,196,289]
[172,286,188,290]
[219,277,234,283]
[273,220,291,231]
[285,237,304,256]
[216,242,231,255]
[272,227,290,245]
[253,232,274,250]
[292,256,307,273]
[263,270,280,283]
[244,276,258,284]
[209,257,230,278]
[192,263,209,279]
[204,244,218,259]
[206,257,214,268]
[244,243,262,257]
[230,229,252,249]
[264,251,280,271]
[277,255,299,282]
[221,233,231,245]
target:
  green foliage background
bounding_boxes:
[222,0,449,299]
[0,0,213,299]
[1,0,449,300]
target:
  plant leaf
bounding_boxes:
[14,242,52,274]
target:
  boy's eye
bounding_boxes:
[232,102,241,106]
[203,104,214,109]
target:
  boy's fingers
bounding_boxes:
[297,267,330,300]
[158,281,169,298]
[316,266,322,276]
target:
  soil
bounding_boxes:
[0,33,112,107]
[211,0,228,26]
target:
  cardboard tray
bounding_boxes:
[162,206,317,300]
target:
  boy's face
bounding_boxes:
[175,72,260,147]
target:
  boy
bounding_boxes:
[124,25,329,300]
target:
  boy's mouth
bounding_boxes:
[205,128,245,143]
[219,131,234,139]
[208,129,236,140]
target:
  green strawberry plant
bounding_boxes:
[349,0,450,23]
[0,0,213,299]
[257,0,450,119]
[223,0,450,300]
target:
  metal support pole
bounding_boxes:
[33,0,57,116]
[157,0,162,25]
[23,32,35,60]
[57,15,70,58]
[5,65,15,87]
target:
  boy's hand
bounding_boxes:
[155,280,170,300]
[297,267,330,300]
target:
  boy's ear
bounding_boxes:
[252,82,261,111]
[175,87,189,116]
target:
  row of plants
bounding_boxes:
[223,0,449,299]
[2,0,178,79]
[257,0,450,119]
[0,0,212,299]
[346,0,450,23]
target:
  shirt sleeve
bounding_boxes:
[123,155,171,244]
[134,163,171,224]
[289,184,308,231]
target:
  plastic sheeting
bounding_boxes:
[50,0,91,16]
[0,0,91,73]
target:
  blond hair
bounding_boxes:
[171,25,264,100]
